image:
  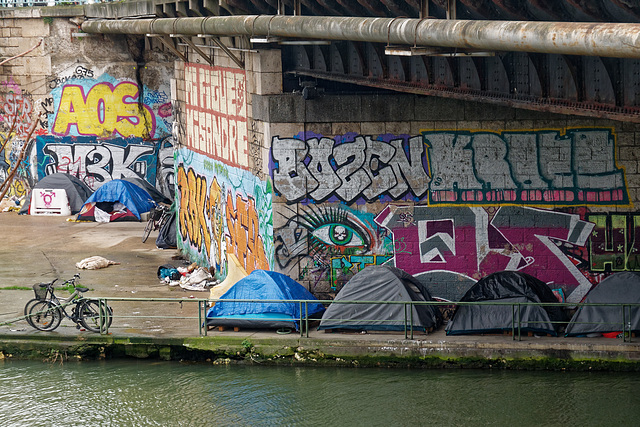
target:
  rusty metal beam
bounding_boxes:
[83,15,640,59]
[289,68,640,123]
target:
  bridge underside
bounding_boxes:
[159,0,640,22]
[85,0,640,122]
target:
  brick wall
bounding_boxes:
[262,92,640,302]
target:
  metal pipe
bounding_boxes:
[82,15,640,58]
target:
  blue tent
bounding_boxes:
[77,179,155,221]
[206,270,325,330]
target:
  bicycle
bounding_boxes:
[23,274,80,325]
[25,273,113,333]
[142,204,171,243]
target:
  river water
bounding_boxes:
[1,359,639,426]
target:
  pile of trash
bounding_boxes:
[0,196,23,212]
[157,262,219,291]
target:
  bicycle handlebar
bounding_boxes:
[39,274,81,288]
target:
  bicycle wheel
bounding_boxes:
[23,298,41,327]
[28,301,62,331]
[157,212,170,231]
[142,218,154,243]
[79,300,113,333]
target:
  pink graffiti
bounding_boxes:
[1,92,33,137]
[376,205,594,295]
[158,102,172,118]
[1,77,21,94]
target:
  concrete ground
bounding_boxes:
[1,211,639,366]
[0,211,199,336]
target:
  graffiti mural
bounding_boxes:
[274,204,393,292]
[155,136,175,198]
[1,79,38,197]
[272,129,628,206]
[0,138,34,198]
[35,135,173,196]
[375,205,598,303]
[184,63,248,168]
[1,89,34,138]
[49,72,171,139]
[47,65,94,90]
[176,148,272,278]
[588,213,640,272]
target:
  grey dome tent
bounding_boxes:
[318,265,443,332]
[19,173,93,215]
[446,271,566,336]
[565,272,640,337]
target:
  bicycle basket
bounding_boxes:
[150,206,164,221]
[32,283,51,300]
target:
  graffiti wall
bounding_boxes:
[48,71,172,140]
[271,128,633,302]
[176,148,273,279]
[33,135,174,196]
[173,62,270,278]
[272,129,627,205]
[184,63,248,168]
[3,69,176,197]
[0,78,40,199]
[275,203,394,295]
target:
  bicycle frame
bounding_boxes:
[142,204,171,243]
[46,288,84,321]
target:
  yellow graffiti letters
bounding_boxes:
[207,178,224,266]
[226,192,269,273]
[177,166,212,257]
[53,82,153,137]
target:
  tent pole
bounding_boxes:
[511,304,515,339]
[517,304,522,341]
[410,302,414,340]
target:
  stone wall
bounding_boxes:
[0,9,175,201]
[170,42,277,279]
[259,92,640,302]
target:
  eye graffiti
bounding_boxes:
[305,206,371,253]
[274,204,378,270]
[313,224,363,247]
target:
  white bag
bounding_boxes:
[76,256,120,270]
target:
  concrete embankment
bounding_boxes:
[1,329,640,371]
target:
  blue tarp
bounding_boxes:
[82,179,155,220]
[207,270,325,330]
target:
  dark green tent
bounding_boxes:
[565,272,640,337]
[446,271,566,336]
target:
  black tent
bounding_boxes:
[565,272,640,337]
[122,177,172,205]
[19,173,93,215]
[446,271,566,336]
[318,265,443,332]
[155,209,177,249]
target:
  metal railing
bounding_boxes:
[3,297,639,343]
